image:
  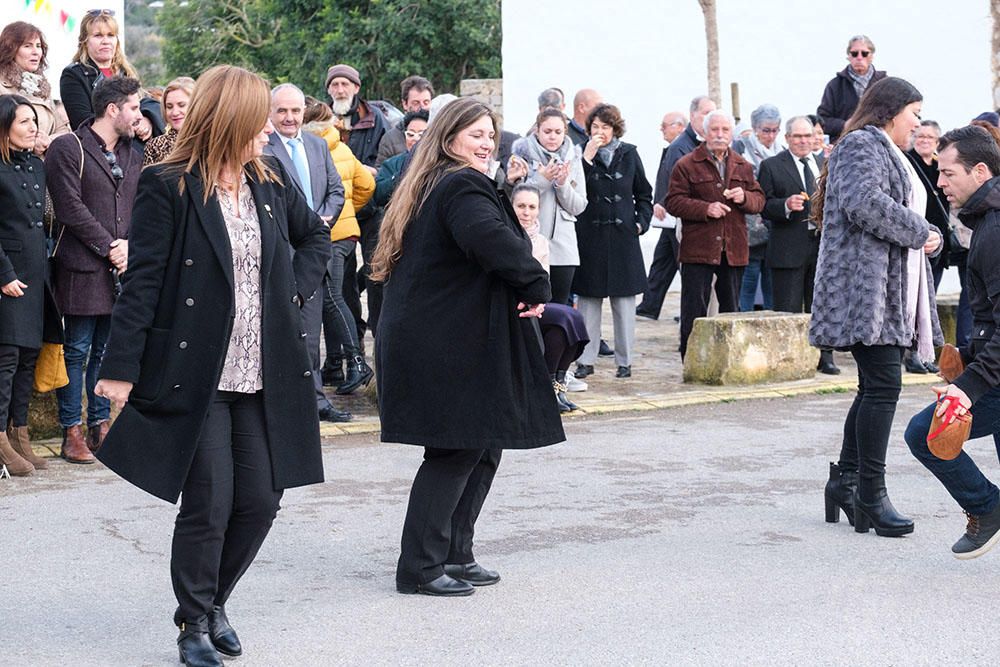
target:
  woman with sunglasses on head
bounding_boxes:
[143,76,194,166]
[59,9,162,143]
[816,35,887,142]
[811,77,943,537]
[93,65,330,666]
[0,22,70,156]
[0,94,54,476]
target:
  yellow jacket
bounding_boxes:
[302,121,375,241]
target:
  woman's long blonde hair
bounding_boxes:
[72,11,138,79]
[370,97,499,282]
[161,65,278,201]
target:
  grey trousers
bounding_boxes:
[576,295,636,367]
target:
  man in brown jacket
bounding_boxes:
[667,110,765,358]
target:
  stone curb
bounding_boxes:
[22,373,941,457]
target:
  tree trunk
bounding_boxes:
[993,0,1000,109]
[698,0,721,105]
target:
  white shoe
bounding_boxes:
[565,369,587,392]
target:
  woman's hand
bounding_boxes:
[517,302,545,318]
[582,136,602,163]
[538,158,560,182]
[553,162,570,187]
[506,155,528,184]
[33,131,51,156]
[135,117,153,142]
[94,379,134,410]
[924,230,942,255]
[932,384,972,422]
[1,279,27,297]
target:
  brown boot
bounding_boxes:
[7,423,47,470]
[61,425,95,464]
[86,420,110,453]
[0,431,33,476]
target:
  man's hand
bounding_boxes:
[932,384,972,422]
[95,379,133,410]
[706,201,732,219]
[653,203,667,220]
[109,239,128,272]
[1,279,27,297]
[723,187,745,205]
[786,194,808,212]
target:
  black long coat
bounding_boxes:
[0,151,47,348]
[572,142,653,297]
[96,159,331,502]
[375,168,565,449]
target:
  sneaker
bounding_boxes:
[565,369,588,392]
[952,506,1000,560]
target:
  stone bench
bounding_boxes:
[683,311,818,385]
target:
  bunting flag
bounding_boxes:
[22,0,78,33]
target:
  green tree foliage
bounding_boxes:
[158,0,501,102]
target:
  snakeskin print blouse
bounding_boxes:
[215,175,264,393]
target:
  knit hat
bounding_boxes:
[973,111,1000,128]
[325,64,361,88]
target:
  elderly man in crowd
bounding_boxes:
[817,35,887,142]
[568,88,602,146]
[375,75,434,168]
[264,83,352,421]
[757,115,839,374]
[667,110,765,358]
[636,96,715,321]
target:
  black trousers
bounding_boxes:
[171,391,282,625]
[0,345,39,426]
[678,253,743,358]
[397,447,502,585]
[359,210,384,337]
[770,236,820,314]
[837,345,904,496]
[549,265,576,307]
[637,227,679,318]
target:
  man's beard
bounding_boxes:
[331,97,353,116]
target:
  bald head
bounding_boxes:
[661,111,687,142]
[573,88,602,126]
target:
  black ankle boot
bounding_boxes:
[824,462,857,526]
[336,355,374,395]
[853,477,914,537]
[322,355,345,386]
[208,605,242,657]
[553,371,578,412]
[177,618,223,667]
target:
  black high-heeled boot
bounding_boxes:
[853,477,914,537]
[336,355,374,395]
[824,462,857,526]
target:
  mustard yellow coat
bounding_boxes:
[302,121,375,241]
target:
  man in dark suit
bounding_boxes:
[758,115,839,374]
[265,83,349,421]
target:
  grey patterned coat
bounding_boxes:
[809,126,943,350]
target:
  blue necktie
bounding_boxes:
[288,137,314,209]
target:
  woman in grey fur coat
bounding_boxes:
[811,78,943,538]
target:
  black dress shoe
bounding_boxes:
[443,562,501,586]
[615,365,631,378]
[598,339,614,357]
[177,623,223,667]
[318,405,353,423]
[396,573,474,596]
[635,307,658,320]
[208,605,242,658]
[574,363,594,378]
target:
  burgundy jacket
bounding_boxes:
[666,143,765,267]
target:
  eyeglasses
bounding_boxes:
[849,50,871,58]
[404,130,425,139]
[85,9,116,18]
[102,149,123,180]
[758,127,780,135]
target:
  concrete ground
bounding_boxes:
[3,386,999,666]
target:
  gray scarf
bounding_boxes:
[847,66,874,99]
[597,137,621,167]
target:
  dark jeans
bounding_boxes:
[397,447,502,585]
[56,314,110,427]
[637,226,679,318]
[171,391,282,625]
[739,252,772,312]
[0,345,39,426]
[679,253,743,358]
[837,345,904,494]
[322,239,362,364]
[549,265,576,307]
[906,386,1000,516]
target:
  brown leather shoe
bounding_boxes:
[61,425,95,464]
[0,431,33,476]
[86,420,110,453]
[7,423,47,470]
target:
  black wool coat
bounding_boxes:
[0,151,48,348]
[816,66,888,141]
[96,158,332,502]
[375,168,565,449]
[572,143,653,297]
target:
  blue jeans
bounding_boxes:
[906,385,1000,515]
[739,254,772,312]
[56,314,111,427]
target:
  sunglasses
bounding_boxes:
[85,9,116,17]
[404,129,425,139]
[849,50,871,58]
[102,149,123,180]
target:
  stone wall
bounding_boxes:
[460,78,504,126]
